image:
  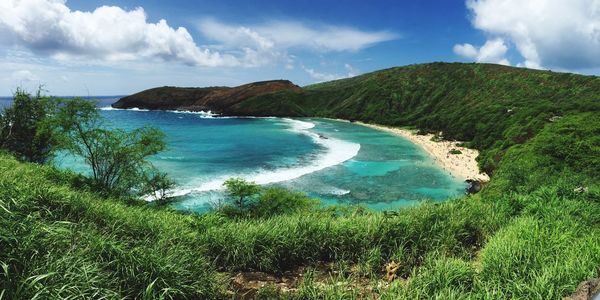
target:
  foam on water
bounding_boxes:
[161,118,360,200]
[99,106,218,117]
[99,106,150,112]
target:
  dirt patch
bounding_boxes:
[225,262,392,299]
[564,278,600,300]
[227,270,302,299]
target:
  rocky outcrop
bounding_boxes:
[465,179,483,194]
[111,80,301,114]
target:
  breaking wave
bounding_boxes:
[161,118,360,200]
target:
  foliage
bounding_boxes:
[250,187,317,218]
[449,149,462,155]
[3,63,600,299]
[485,112,600,195]
[237,62,600,175]
[223,177,261,210]
[55,98,168,196]
[0,154,223,299]
[217,184,316,219]
[140,167,176,203]
[0,88,59,163]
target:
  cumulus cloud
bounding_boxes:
[302,64,360,82]
[0,1,397,70]
[456,0,600,70]
[0,0,237,67]
[453,38,510,65]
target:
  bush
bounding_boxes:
[250,187,317,218]
[449,149,462,155]
[223,178,260,211]
[0,88,59,163]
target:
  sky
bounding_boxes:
[0,0,599,96]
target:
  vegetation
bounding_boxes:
[2,63,600,299]
[54,98,170,196]
[0,154,223,299]
[0,88,60,163]
[219,178,316,218]
[223,177,261,210]
[236,62,600,175]
[0,91,173,198]
[449,149,462,155]
[140,168,175,203]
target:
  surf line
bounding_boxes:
[152,118,360,200]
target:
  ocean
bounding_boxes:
[1,96,467,212]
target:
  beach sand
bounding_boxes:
[354,122,490,182]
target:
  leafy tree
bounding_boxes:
[141,167,175,203]
[0,88,59,163]
[54,98,170,196]
[0,92,173,197]
[223,178,260,210]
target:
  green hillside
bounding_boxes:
[2,63,600,299]
[236,62,600,177]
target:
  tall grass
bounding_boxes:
[0,155,224,299]
[2,152,600,298]
[200,198,507,273]
[2,66,600,298]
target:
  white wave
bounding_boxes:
[327,187,351,196]
[154,118,360,200]
[284,118,315,130]
[167,109,217,117]
[98,106,119,111]
[98,106,285,121]
[99,106,219,117]
[99,106,150,112]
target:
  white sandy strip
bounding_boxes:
[354,122,490,182]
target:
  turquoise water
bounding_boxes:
[56,103,467,212]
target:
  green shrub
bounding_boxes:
[0,88,59,163]
[449,149,462,155]
[250,187,317,218]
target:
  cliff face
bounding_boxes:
[111,80,301,113]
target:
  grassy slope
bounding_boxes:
[2,63,600,299]
[0,155,224,299]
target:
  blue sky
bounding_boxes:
[1,0,599,95]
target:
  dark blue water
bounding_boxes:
[2,97,467,212]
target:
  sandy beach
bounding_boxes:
[354,122,490,182]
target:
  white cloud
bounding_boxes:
[0,1,397,70]
[302,64,360,82]
[457,0,600,70]
[453,43,478,59]
[453,38,510,65]
[0,0,238,67]
[197,19,397,54]
[344,63,359,77]
[11,70,39,83]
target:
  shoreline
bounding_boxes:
[333,120,489,182]
[101,107,489,183]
